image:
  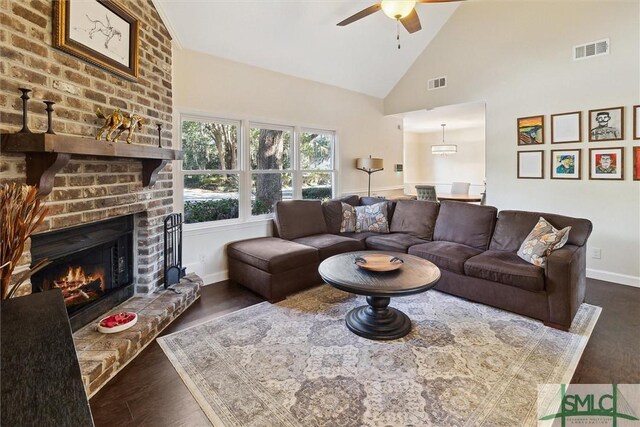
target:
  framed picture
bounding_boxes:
[588,107,624,142]
[551,111,582,144]
[551,149,581,180]
[517,150,544,179]
[53,0,139,80]
[634,147,640,181]
[517,115,544,145]
[589,147,624,180]
[634,105,640,140]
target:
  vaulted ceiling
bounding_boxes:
[154,1,460,98]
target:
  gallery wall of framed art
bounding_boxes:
[516,105,638,182]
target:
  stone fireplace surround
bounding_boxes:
[0,0,175,297]
[0,0,201,397]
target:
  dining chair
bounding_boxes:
[450,182,470,195]
[415,185,437,202]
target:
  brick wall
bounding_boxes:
[0,0,174,294]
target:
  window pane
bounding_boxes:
[300,132,333,170]
[251,173,292,215]
[302,173,332,201]
[184,174,239,224]
[250,126,291,170]
[182,120,238,171]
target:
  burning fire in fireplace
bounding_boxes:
[52,266,105,306]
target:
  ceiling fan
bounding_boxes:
[337,0,464,47]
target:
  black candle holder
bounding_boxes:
[18,88,32,133]
[43,101,56,134]
[156,123,163,148]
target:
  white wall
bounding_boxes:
[385,1,640,286]
[404,126,485,195]
[173,46,403,283]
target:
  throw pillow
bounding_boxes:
[517,217,572,267]
[355,201,390,233]
[339,202,357,233]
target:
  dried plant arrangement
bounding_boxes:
[0,183,50,299]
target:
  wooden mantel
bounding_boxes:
[1,133,182,196]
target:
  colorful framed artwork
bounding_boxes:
[551,149,581,180]
[517,115,544,145]
[517,150,544,179]
[634,105,640,140]
[634,147,640,181]
[551,111,582,144]
[588,107,624,142]
[53,0,139,80]
[589,147,624,180]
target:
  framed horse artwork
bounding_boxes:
[54,0,139,80]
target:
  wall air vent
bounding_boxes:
[428,76,447,91]
[574,39,609,60]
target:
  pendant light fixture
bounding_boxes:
[431,124,457,155]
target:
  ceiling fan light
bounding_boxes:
[380,0,416,20]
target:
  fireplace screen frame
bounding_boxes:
[30,215,134,330]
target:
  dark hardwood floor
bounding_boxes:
[90,278,640,426]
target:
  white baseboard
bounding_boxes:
[200,270,229,286]
[586,268,640,288]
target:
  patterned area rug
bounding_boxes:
[157,285,600,427]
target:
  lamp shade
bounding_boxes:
[380,0,416,19]
[356,157,384,170]
[431,145,458,155]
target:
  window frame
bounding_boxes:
[178,112,337,230]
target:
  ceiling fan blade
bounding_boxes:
[400,9,422,33]
[337,4,381,26]
[417,0,465,3]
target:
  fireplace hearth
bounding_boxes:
[31,215,134,331]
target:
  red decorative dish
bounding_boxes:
[97,312,137,334]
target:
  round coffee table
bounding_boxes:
[318,251,441,340]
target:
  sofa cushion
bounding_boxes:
[355,202,390,233]
[293,234,362,260]
[390,200,440,240]
[227,237,319,274]
[274,200,327,240]
[408,241,483,274]
[360,197,396,223]
[464,250,545,292]
[339,231,380,249]
[336,195,360,206]
[322,200,343,234]
[490,210,592,251]
[433,201,497,250]
[365,233,428,253]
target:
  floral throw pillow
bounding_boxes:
[355,202,390,233]
[339,202,357,233]
[517,217,571,267]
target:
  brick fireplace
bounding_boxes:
[0,0,175,297]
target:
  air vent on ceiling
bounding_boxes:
[428,76,447,91]
[574,39,609,60]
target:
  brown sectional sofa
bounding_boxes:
[227,197,592,329]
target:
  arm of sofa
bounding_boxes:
[544,244,587,329]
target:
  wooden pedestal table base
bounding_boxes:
[346,295,412,340]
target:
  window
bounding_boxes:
[250,124,293,216]
[300,130,334,201]
[180,116,336,225]
[181,119,240,224]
